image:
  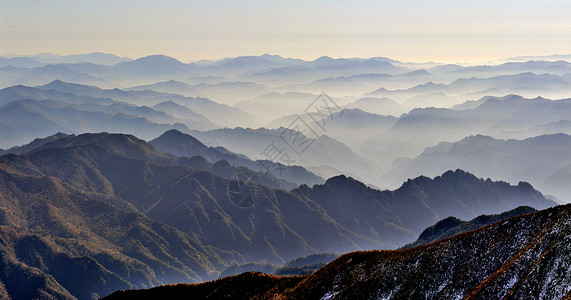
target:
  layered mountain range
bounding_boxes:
[384,133,571,200]
[0,131,556,299]
[0,73,569,200]
[0,52,570,299]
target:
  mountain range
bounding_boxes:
[1,79,570,202]
[0,131,557,298]
[1,52,132,66]
[35,80,255,127]
[368,72,571,107]
[189,127,382,185]
[384,133,571,201]
[103,203,571,299]
[359,95,571,180]
[1,52,570,298]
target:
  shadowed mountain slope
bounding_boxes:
[402,206,538,249]
[104,203,571,300]
[0,160,241,299]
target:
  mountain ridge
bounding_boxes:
[102,203,571,300]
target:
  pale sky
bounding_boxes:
[1,0,570,63]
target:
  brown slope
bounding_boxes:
[104,204,571,300]
[103,272,303,300]
[0,165,241,299]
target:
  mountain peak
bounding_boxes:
[323,174,368,190]
[134,54,184,64]
[30,132,173,164]
[155,129,204,146]
[325,174,348,184]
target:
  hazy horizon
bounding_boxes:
[2,0,570,64]
[4,51,571,67]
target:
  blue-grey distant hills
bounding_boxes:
[111,55,190,79]
[359,94,571,175]
[245,56,409,85]
[0,98,191,146]
[0,57,45,68]
[1,52,570,299]
[452,60,571,75]
[0,63,110,87]
[128,80,269,105]
[0,52,131,66]
[0,82,223,147]
[189,54,305,78]
[266,108,398,157]
[384,133,571,201]
[190,126,382,185]
[127,79,201,97]
[368,72,571,107]
[344,96,407,117]
[35,80,256,127]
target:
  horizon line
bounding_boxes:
[3,51,571,66]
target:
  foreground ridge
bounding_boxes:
[103,204,571,300]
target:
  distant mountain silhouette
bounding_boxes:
[190,81,270,105]
[1,64,108,87]
[0,132,69,155]
[150,100,218,130]
[235,91,318,120]
[36,80,256,127]
[267,108,399,160]
[246,57,407,85]
[360,95,571,176]
[13,52,132,65]
[112,55,189,77]
[127,79,201,96]
[368,72,571,106]
[0,83,115,107]
[344,97,407,117]
[189,54,305,78]
[453,60,571,75]
[0,57,44,68]
[190,127,382,185]
[0,97,192,147]
[384,133,571,201]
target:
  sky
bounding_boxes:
[1,0,570,63]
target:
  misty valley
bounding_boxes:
[0,52,570,299]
